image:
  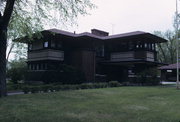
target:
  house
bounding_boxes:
[19,29,167,83]
[159,63,180,81]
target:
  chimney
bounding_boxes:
[91,29,109,37]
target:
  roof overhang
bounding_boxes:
[14,29,167,44]
[158,63,180,70]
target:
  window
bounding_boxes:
[37,64,39,70]
[51,40,56,48]
[136,41,141,49]
[44,41,48,48]
[28,64,31,70]
[144,43,147,48]
[96,45,104,57]
[148,43,152,50]
[28,44,33,50]
[136,44,139,48]
[167,70,172,73]
[140,43,143,48]
[129,41,134,50]
[57,41,62,49]
[152,43,155,50]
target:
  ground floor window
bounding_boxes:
[28,63,48,70]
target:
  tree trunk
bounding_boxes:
[0,29,7,97]
[0,0,16,97]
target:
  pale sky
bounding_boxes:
[65,0,178,35]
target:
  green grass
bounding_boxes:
[1,87,180,122]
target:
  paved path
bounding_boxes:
[7,91,24,96]
[161,81,176,84]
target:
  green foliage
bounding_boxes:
[154,13,180,64]
[154,30,177,64]
[135,68,160,86]
[21,82,122,94]
[108,81,121,87]
[7,58,27,84]
[7,83,23,91]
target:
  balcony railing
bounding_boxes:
[110,51,155,62]
[28,49,64,61]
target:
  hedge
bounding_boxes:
[22,81,122,94]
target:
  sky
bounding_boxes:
[64,0,178,35]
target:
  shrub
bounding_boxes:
[80,83,94,89]
[30,86,39,93]
[22,86,31,94]
[42,85,51,92]
[108,81,121,87]
[7,83,23,91]
[7,59,27,84]
[136,68,160,86]
[20,81,123,94]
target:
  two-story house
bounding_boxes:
[19,29,167,83]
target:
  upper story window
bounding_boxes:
[57,41,62,49]
[28,44,33,51]
[144,43,147,48]
[51,40,56,48]
[44,41,48,48]
[152,43,155,51]
[96,45,104,57]
[128,41,134,50]
[136,41,140,49]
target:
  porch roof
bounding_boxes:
[159,63,180,70]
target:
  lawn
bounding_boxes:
[0,87,180,122]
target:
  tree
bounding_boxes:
[154,30,177,64]
[0,0,94,97]
[155,13,180,64]
[7,58,27,84]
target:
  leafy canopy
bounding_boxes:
[1,0,95,38]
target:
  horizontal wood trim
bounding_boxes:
[28,49,64,61]
[110,51,155,62]
[111,52,134,61]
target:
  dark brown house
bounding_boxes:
[21,29,167,83]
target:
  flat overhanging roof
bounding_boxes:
[14,29,167,43]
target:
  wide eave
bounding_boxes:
[14,29,167,43]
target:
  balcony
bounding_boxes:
[110,51,156,62]
[28,49,64,61]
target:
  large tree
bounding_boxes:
[155,13,180,64]
[155,30,177,64]
[0,0,94,97]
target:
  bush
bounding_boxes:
[20,81,122,94]
[30,86,39,93]
[136,68,160,86]
[7,59,27,84]
[80,83,94,89]
[41,85,51,92]
[108,81,121,87]
[7,83,23,91]
[22,86,31,94]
